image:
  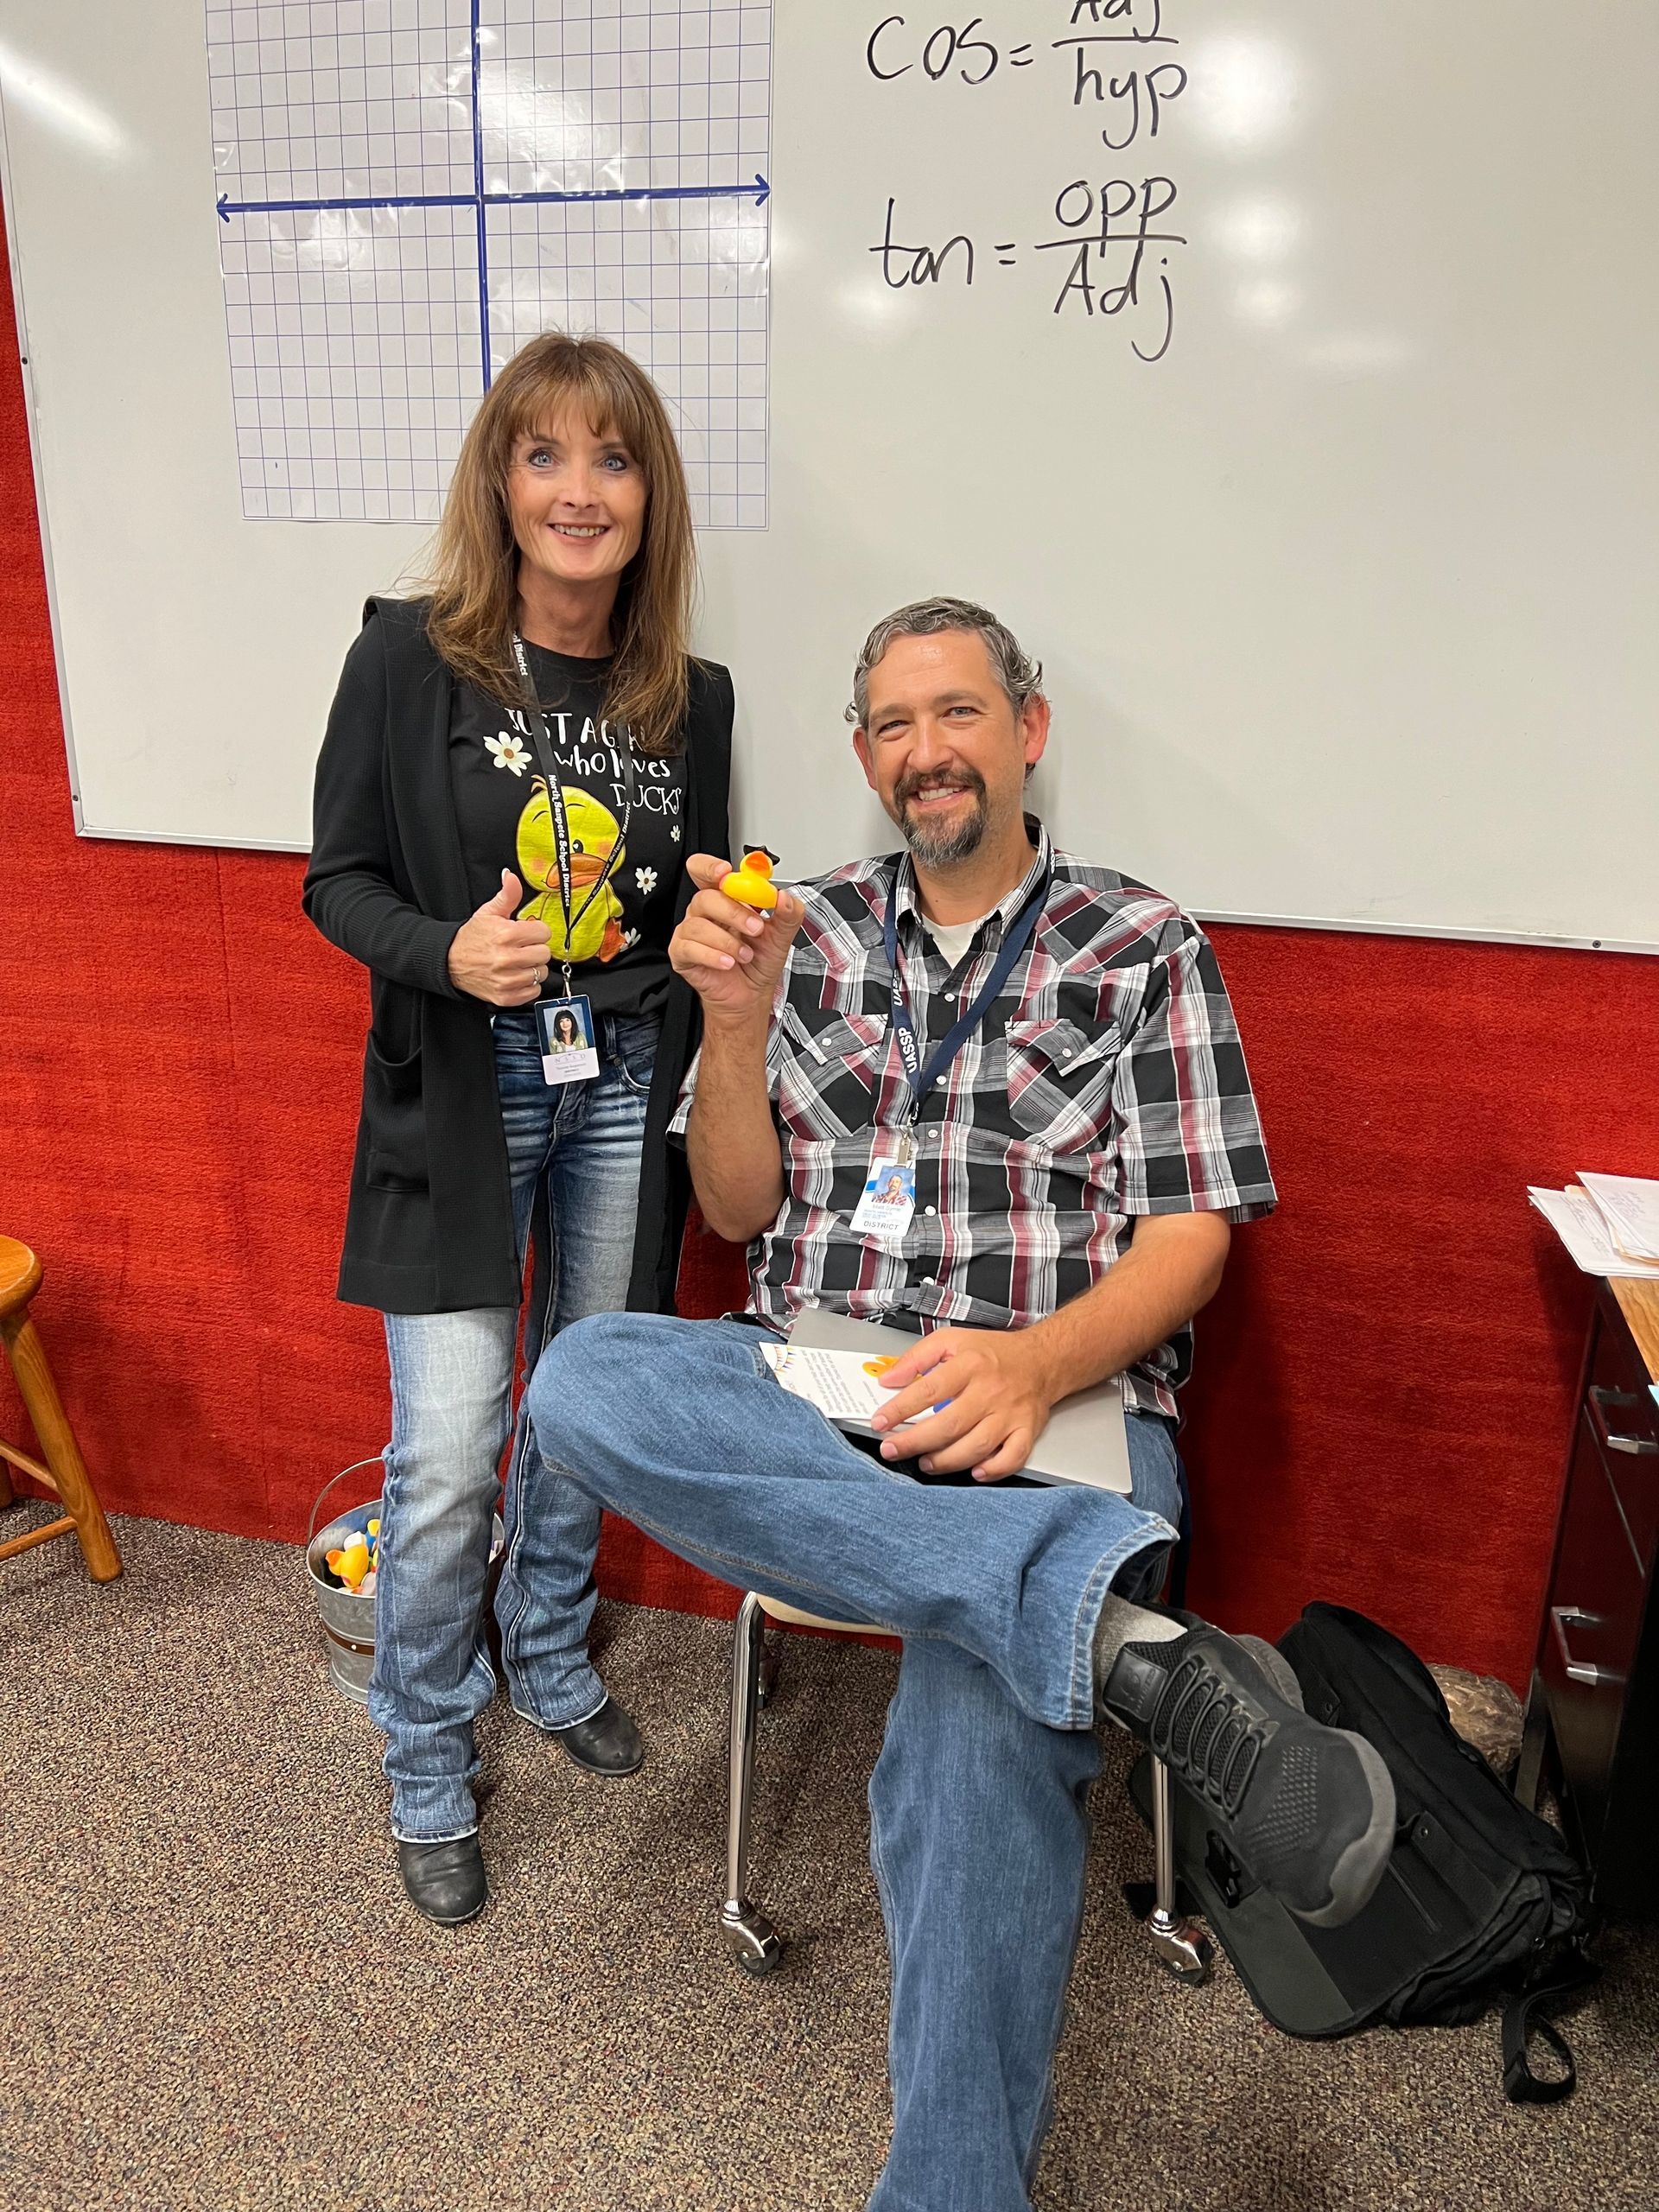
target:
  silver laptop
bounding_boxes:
[786,1306,1132,1496]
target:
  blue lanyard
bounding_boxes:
[882,855,1051,1124]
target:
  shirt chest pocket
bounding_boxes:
[776,1007,887,1141]
[1004,1018,1122,1154]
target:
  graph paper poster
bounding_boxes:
[206,2,772,526]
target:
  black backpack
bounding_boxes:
[1131,1603,1598,2101]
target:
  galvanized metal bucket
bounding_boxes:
[304,1459,506,1706]
[306,1459,385,1706]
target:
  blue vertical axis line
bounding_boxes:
[470,0,492,391]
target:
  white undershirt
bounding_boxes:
[925,912,994,971]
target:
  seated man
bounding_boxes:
[505,598,1395,2212]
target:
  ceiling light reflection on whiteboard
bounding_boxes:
[1236,280,1300,329]
[836,280,906,335]
[1185,33,1305,154]
[0,41,130,162]
[1303,333,1414,374]
[1213,195,1304,265]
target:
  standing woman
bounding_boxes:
[303,335,730,1923]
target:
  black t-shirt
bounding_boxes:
[449,640,688,1017]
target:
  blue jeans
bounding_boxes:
[520,1313,1180,2212]
[373,1008,658,1844]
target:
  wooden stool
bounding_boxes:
[0,1237,122,1582]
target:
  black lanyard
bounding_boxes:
[883,854,1051,1127]
[511,636,635,992]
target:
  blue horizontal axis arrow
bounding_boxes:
[218,191,474,219]
[218,174,770,222]
[496,173,771,208]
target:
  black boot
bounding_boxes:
[397,1834,486,1925]
[548,1694,644,1776]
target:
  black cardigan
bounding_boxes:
[302,597,732,1315]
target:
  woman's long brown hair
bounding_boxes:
[418,334,697,755]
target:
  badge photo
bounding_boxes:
[537,995,600,1087]
[850,1152,917,1242]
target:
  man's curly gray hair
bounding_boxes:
[845,597,1046,728]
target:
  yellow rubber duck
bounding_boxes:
[327,1533,372,1594]
[721,846,780,912]
[516,783,627,964]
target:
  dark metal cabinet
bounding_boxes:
[1521,1281,1659,1917]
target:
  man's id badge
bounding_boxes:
[537,995,599,1087]
[850,1135,917,1242]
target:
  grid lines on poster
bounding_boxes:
[206,0,771,525]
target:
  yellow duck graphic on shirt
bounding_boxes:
[516,781,627,964]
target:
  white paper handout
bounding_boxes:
[759,1342,921,1429]
[1529,1187,1659,1280]
[1578,1173,1659,1264]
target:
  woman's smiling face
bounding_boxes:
[506,406,647,599]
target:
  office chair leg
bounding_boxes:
[718,1592,785,1977]
[1140,1755,1212,1986]
[756,1624,781,1709]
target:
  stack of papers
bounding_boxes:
[1529,1179,1659,1280]
[1578,1173,1659,1265]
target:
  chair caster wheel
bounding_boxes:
[1156,1948,1213,1987]
[1145,1914,1213,1986]
[720,1899,785,1976]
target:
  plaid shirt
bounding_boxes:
[671,823,1276,1418]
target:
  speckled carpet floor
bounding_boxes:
[2,1510,1655,2212]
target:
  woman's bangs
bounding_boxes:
[505,356,656,474]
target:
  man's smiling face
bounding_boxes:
[853,630,1048,867]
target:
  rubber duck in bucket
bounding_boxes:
[325,1516,380,1598]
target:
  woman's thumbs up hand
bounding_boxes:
[447,868,556,1006]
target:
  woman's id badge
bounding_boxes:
[537,995,599,1087]
[850,1134,917,1242]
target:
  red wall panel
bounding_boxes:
[3,226,1655,1685]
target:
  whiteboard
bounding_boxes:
[3,1,1656,950]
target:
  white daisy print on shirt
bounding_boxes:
[671,824,682,842]
[486,732,532,777]
[621,928,640,950]
[634,867,658,895]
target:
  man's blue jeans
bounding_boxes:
[372,1009,657,1845]
[519,1312,1180,2212]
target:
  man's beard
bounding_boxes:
[895,768,989,867]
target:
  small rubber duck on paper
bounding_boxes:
[720,846,780,912]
